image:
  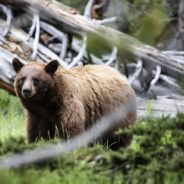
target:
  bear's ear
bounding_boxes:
[45,60,59,75]
[12,58,24,73]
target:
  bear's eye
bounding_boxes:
[33,77,40,85]
[20,77,26,84]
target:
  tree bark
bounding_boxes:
[0,0,184,116]
[137,96,184,118]
[0,0,184,76]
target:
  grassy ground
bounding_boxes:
[0,89,25,140]
[0,89,184,184]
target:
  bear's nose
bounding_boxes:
[22,89,31,97]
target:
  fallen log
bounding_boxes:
[137,96,184,118]
[0,0,184,117]
[0,0,184,77]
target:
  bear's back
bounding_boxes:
[55,65,136,127]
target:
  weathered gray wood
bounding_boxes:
[0,38,184,116]
[137,96,184,118]
[0,0,184,116]
[0,0,184,79]
[0,0,183,77]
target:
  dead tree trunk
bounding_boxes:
[0,0,184,75]
[0,0,183,116]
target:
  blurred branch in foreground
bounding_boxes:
[0,98,135,168]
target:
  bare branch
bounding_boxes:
[60,33,68,60]
[5,19,68,67]
[31,14,40,59]
[40,21,64,41]
[0,4,12,37]
[94,17,117,25]
[84,0,95,18]
[67,35,87,68]
[90,54,104,64]
[150,65,161,86]
[129,60,143,85]
[26,13,37,40]
[0,0,184,77]
[36,42,67,67]
[105,47,118,65]
[159,74,182,91]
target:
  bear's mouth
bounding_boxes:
[21,89,33,99]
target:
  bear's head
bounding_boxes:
[12,58,59,101]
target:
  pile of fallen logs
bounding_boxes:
[0,0,183,117]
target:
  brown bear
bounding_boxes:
[12,58,137,149]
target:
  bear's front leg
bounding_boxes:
[26,112,55,143]
[26,112,39,143]
[59,99,86,139]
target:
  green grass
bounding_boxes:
[0,89,25,140]
[0,89,184,184]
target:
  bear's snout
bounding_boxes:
[22,88,32,98]
[21,79,36,99]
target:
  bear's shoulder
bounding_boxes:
[56,64,123,79]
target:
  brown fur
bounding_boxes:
[12,59,136,149]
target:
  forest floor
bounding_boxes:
[0,89,184,184]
